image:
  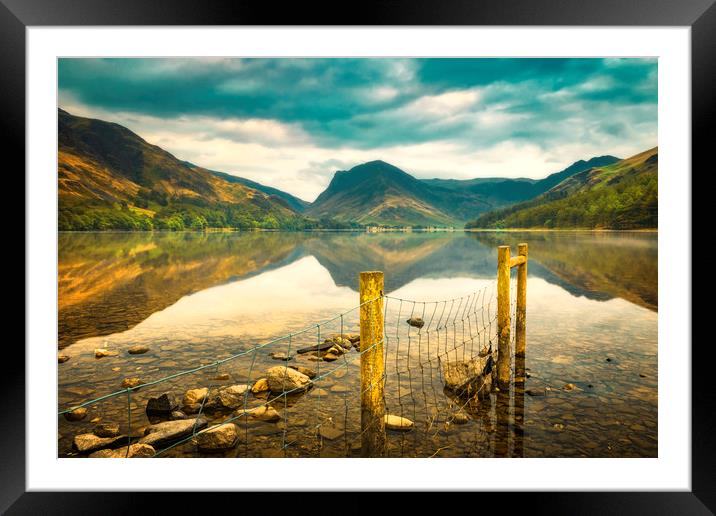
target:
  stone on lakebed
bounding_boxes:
[94,348,118,358]
[146,393,178,416]
[384,414,414,431]
[195,423,240,451]
[139,418,207,447]
[266,366,312,393]
[89,443,155,458]
[63,407,87,422]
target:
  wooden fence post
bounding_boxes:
[515,243,528,358]
[359,271,385,457]
[497,246,511,390]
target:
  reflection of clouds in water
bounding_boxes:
[145,256,355,323]
[387,276,495,302]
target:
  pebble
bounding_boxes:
[121,377,142,389]
[183,388,209,406]
[58,355,70,364]
[318,426,344,440]
[526,388,546,397]
[563,383,576,391]
[330,385,350,393]
[453,411,470,425]
[384,414,414,431]
[288,366,317,379]
[127,345,150,355]
[90,444,155,458]
[242,405,281,422]
[94,348,118,358]
[93,423,120,438]
[406,317,425,328]
[213,373,230,381]
[270,352,292,361]
[251,378,270,394]
[323,353,338,362]
[64,407,87,422]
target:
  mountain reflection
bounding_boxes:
[58,230,657,348]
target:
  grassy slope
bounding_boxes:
[466,148,658,230]
[58,109,318,230]
[199,167,310,213]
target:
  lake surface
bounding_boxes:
[57,230,657,458]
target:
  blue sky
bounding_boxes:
[58,58,657,201]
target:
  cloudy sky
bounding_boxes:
[58,58,657,202]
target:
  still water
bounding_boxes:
[57,230,657,458]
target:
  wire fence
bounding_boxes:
[58,272,523,458]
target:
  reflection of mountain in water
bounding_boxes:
[58,230,657,348]
[467,232,657,311]
[58,232,307,348]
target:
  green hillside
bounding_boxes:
[466,148,657,230]
[306,160,489,227]
[58,109,337,231]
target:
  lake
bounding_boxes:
[57,230,657,458]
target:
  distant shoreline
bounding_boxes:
[58,227,658,234]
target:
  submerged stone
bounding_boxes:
[384,414,414,431]
[406,317,425,329]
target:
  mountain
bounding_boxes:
[466,148,657,229]
[421,155,620,207]
[306,156,621,227]
[58,109,322,231]
[189,165,310,213]
[306,160,490,227]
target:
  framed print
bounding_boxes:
[6,0,712,512]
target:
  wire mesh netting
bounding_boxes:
[58,269,524,458]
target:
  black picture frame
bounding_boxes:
[6,0,710,512]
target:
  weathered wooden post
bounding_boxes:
[359,271,386,457]
[496,246,511,389]
[515,243,528,358]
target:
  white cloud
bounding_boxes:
[59,95,656,204]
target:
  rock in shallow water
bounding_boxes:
[93,423,120,438]
[195,423,240,451]
[406,317,425,329]
[90,443,155,458]
[441,355,493,398]
[288,365,317,379]
[318,425,344,440]
[526,388,546,397]
[146,393,178,416]
[216,384,251,409]
[384,414,414,431]
[266,366,312,393]
[452,411,470,425]
[121,377,142,389]
[58,354,70,364]
[127,345,149,355]
[94,348,118,358]
[64,407,87,422]
[182,388,209,407]
[73,433,126,453]
[139,418,207,447]
[238,405,281,422]
[251,378,270,394]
